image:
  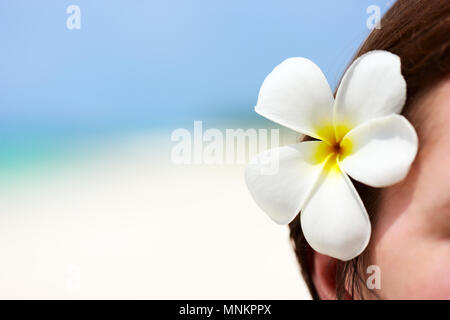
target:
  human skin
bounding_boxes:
[367,77,450,299]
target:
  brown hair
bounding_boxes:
[289,0,450,299]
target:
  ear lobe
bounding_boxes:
[311,252,352,300]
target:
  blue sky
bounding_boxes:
[0,0,392,135]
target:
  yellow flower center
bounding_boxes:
[313,122,354,173]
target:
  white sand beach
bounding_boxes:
[0,132,310,299]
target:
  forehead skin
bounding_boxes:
[368,78,450,299]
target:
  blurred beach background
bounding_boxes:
[0,0,391,299]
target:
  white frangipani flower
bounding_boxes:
[245,50,418,261]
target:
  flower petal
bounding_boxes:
[334,51,406,140]
[245,141,329,224]
[255,58,335,142]
[301,161,371,261]
[339,114,418,188]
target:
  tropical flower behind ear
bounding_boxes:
[245,50,418,261]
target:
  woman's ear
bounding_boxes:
[311,252,352,300]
